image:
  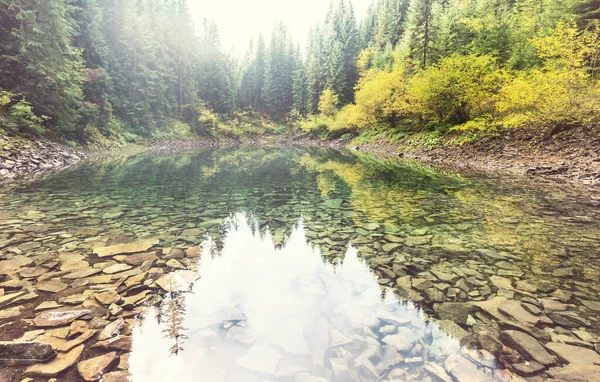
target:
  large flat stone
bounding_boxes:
[23,344,84,377]
[547,365,600,382]
[33,307,91,327]
[498,300,552,325]
[77,352,118,381]
[93,240,158,258]
[545,342,600,365]
[499,331,556,366]
[444,354,496,382]
[0,342,55,365]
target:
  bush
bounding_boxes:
[408,54,506,127]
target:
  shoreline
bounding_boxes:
[2,126,599,193]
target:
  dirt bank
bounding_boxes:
[320,125,600,188]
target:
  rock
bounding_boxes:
[498,300,552,325]
[97,318,124,341]
[552,268,573,277]
[95,290,121,305]
[581,300,600,312]
[353,356,379,379]
[68,320,89,337]
[382,327,419,351]
[376,345,403,372]
[329,357,351,379]
[512,361,545,377]
[154,271,197,292]
[92,336,132,351]
[489,275,512,290]
[547,311,591,327]
[498,321,551,343]
[515,280,538,293]
[436,302,473,324]
[63,268,101,279]
[521,303,542,316]
[123,252,158,266]
[424,362,453,382]
[57,330,97,352]
[461,347,496,369]
[236,345,282,375]
[102,370,131,382]
[545,342,600,365]
[35,301,63,311]
[547,365,600,382]
[77,351,118,381]
[33,307,91,327]
[476,332,503,358]
[0,291,26,308]
[499,331,556,366]
[437,320,469,340]
[23,344,84,377]
[424,287,446,302]
[0,342,55,365]
[444,354,496,382]
[0,257,33,275]
[0,305,23,319]
[166,259,186,269]
[18,267,46,278]
[102,264,132,274]
[120,290,150,309]
[93,240,158,258]
[108,303,123,316]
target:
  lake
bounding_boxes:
[0,147,599,381]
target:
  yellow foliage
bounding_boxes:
[318,88,339,117]
[498,21,600,129]
[408,54,506,125]
[497,69,600,128]
[0,89,13,107]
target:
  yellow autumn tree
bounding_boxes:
[497,21,600,130]
[318,88,340,118]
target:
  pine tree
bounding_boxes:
[359,2,379,49]
[292,45,308,114]
[375,0,409,48]
[0,0,85,132]
[263,22,294,118]
[306,26,327,114]
[405,0,438,68]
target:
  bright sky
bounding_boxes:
[187,0,373,55]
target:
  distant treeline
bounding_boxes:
[0,0,598,144]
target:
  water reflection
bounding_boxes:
[130,214,460,381]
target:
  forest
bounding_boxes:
[0,0,599,146]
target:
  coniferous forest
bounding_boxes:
[0,0,599,146]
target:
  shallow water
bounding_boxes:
[0,147,599,381]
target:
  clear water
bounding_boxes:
[0,147,599,381]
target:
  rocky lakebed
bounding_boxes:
[0,147,599,382]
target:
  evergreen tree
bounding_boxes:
[292,45,308,114]
[405,0,439,68]
[263,22,294,118]
[0,0,84,131]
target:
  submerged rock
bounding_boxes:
[77,351,119,381]
[498,330,556,366]
[93,240,158,258]
[33,307,91,327]
[545,342,600,365]
[0,341,55,365]
[23,344,84,377]
[444,354,495,382]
